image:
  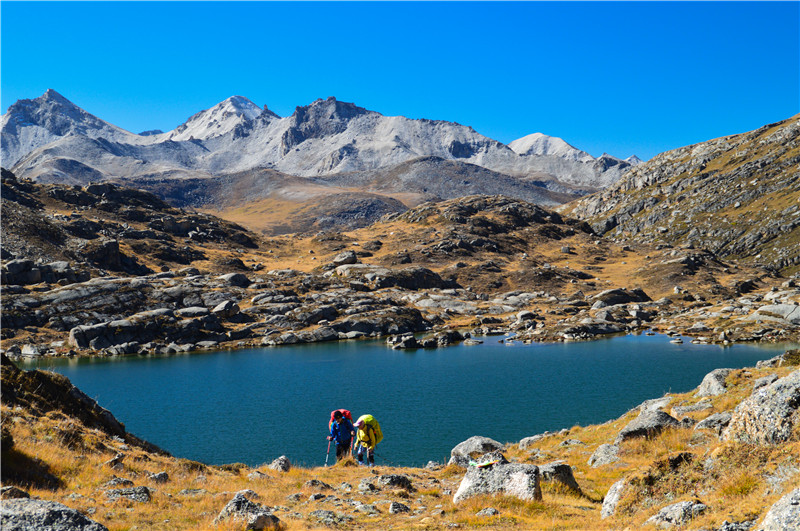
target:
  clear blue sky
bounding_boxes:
[2,1,798,160]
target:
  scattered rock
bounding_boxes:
[377,474,414,491]
[212,300,240,319]
[476,507,499,516]
[304,479,332,490]
[0,486,30,499]
[217,273,251,288]
[754,374,780,390]
[389,501,411,514]
[519,434,545,449]
[103,476,133,488]
[148,471,169,484]
[308,509,352,527]
[105,486,152,503]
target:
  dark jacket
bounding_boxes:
[330,418,355,444]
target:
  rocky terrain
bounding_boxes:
[2,170,799,359]
[565,114,800,276]
[2,345,799,530]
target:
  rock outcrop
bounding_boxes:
[723,370,800,445]
[759,488,800,531]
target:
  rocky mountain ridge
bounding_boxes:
[565,114,800,275]
[2,90,638,195]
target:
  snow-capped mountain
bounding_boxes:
[164,96,268,142]
[1,90,639,196]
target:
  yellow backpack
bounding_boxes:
[358,414,383,445]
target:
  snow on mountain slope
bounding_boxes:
[165,96,272,141]
[3,91,636,195]
[509,132,594,163]
[1,89,137,167]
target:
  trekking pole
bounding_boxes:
[325,438,332,466]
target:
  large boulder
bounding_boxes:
[694,412,732,433]
[590,288,651,308]
[615,410,680,444]
[723,370,800,445]
[268,456,291,472]
[759,488,800,531]
[588,443,620,467]
[644,500,707,528]
[539,461,581,493]
[453,453,542,504]
[451,436,505,460]
[696,368,733,397]
[0,498,108,530]
[214,492,280,529]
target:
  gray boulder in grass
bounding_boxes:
[214,492,280,529]
[644,500,707,528]
[453,452,542,504]
[451,436,504,458]
[696,368,733,397]
[0,499,108,531]
[601,479,626,519]
[723,370,800,445]
[615,410,680,443]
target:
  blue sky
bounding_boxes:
[1,1,798,160]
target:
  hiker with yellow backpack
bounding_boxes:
[353,414,382,466]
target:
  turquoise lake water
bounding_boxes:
[24,334,794,468]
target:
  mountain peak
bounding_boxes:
[168,95,263,141]
[509,132,594,163]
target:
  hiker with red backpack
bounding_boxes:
[327,409,355,462]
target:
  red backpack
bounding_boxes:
[329,409,353,430]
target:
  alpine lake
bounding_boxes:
[22,333,796,468]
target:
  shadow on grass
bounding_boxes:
[1,448,65,491]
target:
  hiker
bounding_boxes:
[354,414,382,466]
[327,409,355,461]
